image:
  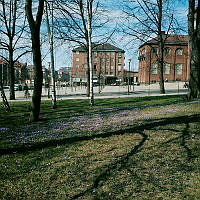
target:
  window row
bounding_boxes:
[75,57,122,64]
[75,51,122,57]
[139,48,184,57]
[152,47,183,56]
[151,63,182,75]
[74,65,122,71]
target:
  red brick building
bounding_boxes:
[138,34,189,83]
[72,43,125,85]
[0,59,27,85]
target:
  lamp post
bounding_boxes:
[128,58,131,95]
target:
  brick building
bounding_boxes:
[72,43,125,85]
[138,34,189,83]
[57,67,71,86]
[0,59,28,85]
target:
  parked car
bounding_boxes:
[3,86,10,90]
[28,85,34,90]
[134,82,140,86]
[14,84,22,91]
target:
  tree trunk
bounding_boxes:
[158,36,165,94]
[30,32,43,121]
[188,0,200,99]
[25,0,44,122]
[158,0,165,94]
[86,52,90,97]
[9,49,15,100]
[86,0,94,105]
[188,39,200,98]
[45,2,57,108]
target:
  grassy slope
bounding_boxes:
[0,95,200,200]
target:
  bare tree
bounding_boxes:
[45,1,57,108]
[25,0,45,121]
[53,0,113,105]
[0,0,31,100]
[86,0,94,105]
[188,0,200,99]
[122,0,178,94]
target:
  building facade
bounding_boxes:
[72,43,125,85]
[138,34,189,83]
[0,59,28,86]
[57,67,71,86]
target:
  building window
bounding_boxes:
[151,63,158,74]
[164,48,171,56]
[175,64,182,75]
[111,52,115,56]
[141,49,146,56]
[118,52,122,57]
[100,58,103,63]
[118,58,121,64]
[176,48,183,55]
[111,58,114,63]
[105,58,109,62]
[152,47,158,55]
[164,63,170,74]
[76,57,80,62]
[93,58,97,63]
[118,65,122,72]
[93,51,97,56]
[94,64,97,71]
[111,65,114,69]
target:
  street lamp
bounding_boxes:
[128,58,131,95]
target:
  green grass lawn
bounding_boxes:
[0,95,200,199]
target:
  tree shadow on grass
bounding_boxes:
[70,116,200,199]
[162,122,197,160]
[70,130,148,200]
[180,122,195,160]
[0,114,200,156]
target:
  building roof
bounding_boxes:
[72,43,125,53]
[139,34,188,49]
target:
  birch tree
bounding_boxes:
[45,1,57,108]
[53,0,112,105]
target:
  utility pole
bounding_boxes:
[45,1,57,108]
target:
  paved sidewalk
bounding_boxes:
[1,82,188,102]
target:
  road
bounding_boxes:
[1,82,188,101]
